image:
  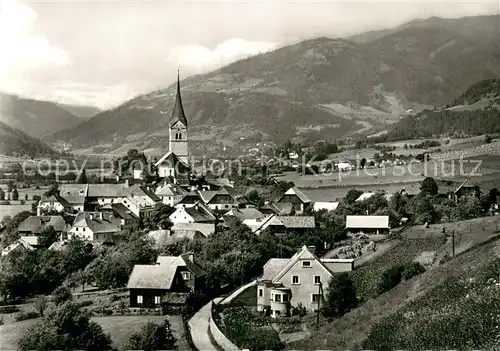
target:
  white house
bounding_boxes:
[346,215,390,235]
[313,201,340,212]
[169,202,216,225]
[68,212,122,242]
[155,181,187,207]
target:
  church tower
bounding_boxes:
[168,71,189,164]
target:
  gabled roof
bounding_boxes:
[270,245,334,282]
[276,187,311,204]
[346,215,390,229]
[261,202,294,215]
[177,190,202,205]
[155,182,188,197]
[154,151,189,169]
[198,191,217,203]
[356,192,375,202]
[224,208,264,221]
[18,215,66,234]
[109,203,138,220]
[86,183,152,199]
[183,202,216,222]
[39,194,71,208]
[72,212,122,234]
[127,253,204,289]
[58,184,87,205]
[262,258,289,280]
[169,71,188,128]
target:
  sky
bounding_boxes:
[0,0,498,109]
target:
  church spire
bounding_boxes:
[170,70,188,127]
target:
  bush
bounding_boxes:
[291,302,307,317]
[109,294,120,302]
[128,320,177,351]
[401,262,425,280]
[53,286,72,306]
[15,311,39,321]
[377,262,426,295]
[77,300,94,308]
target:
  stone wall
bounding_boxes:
[209,301,239,351]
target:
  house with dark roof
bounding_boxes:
[257,245,354,317]
[17,215,66,247]
[68,212,122,242]
[101,203,139,232]
[169,202,216,235]
[57,184,87,212]
[274,187,311,214]
[127,253,207,308]
[175,190,203,209]
[200,186,242,212]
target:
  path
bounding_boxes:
[188,298,222,351]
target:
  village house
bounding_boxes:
[1,238,35,257]
[257,245,354,318]
[274,187,311,214]
[169,201,216,236]
[175,191,203,209]
[127,253,207,309]
[17,215,66,247]
[199,186,242,212]
[86,182,160,211]
[57,184,87,212]
[253,214,315,235]
[37,194,72,215]
[346,215,390,235]
[155,180,187,206]
[68,212,122,242]
[101,203,140,232]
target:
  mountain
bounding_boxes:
[0,93,85,139]
[48,15,500,154]
[56,103,100,119]
[0,121,57,157]
[381,78,500,140]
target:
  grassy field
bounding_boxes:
[0,315,189,351]
[229,285,257,306]
[292,234,500,350]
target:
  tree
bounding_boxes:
[345,189,363,205]
[360,157,367,169]
[0,188,4,201]
[322,273,358,319]
[44,184,59,197]
[18,302,112,351]
[53,286,72,306]
[34,296,48,317]
[7,180,14,192]
[416,197,439,224]
[24,193,28,201]
[420,177,438,196]
[11,188,19,201]
[128,320,176,351]
[143,204,175,231]
[39,226,59,247]
[2,211,32,247]
[78,169,88,184]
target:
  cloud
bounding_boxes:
[166,38,278,74]
[0,0,70,91]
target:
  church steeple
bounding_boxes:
[170,70,188,127]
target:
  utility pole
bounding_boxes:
[316,281,323,331]
[452,229,455,258]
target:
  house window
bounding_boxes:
[312,294,321,303]
[258,288,263,297]
[275,310,281,317]
[76,228,79,231]
[83,227,86,231]
[302,260,311,268]
[181,271,191,280]
[154,296,161,305]
[314,276,321,285]
[292,275,299,285]
[282,294,288,302]
[275,294,281,302]
[137,295,143,304]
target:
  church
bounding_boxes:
[155,72,191,187]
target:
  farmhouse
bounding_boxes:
[274,187,311,214]
[17,215,66,247]
[37,194,71,214]
[155,181,187,206]
[313,201,340,212]
[101,202,139,232]
[260,202,294,215]
[257,245,354,318]
[346,215,390,235]
[199,186,242,211]
[253,214,315,235]
[57,184,87,212]
[127,253,206,309]
[68,212,122,242]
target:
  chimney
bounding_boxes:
[36,206,41,216]
[125,179,130,187]
[89,214,93,221]
[99,212,103,220]
[121,219,125,226]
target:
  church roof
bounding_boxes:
[170,71,188,128]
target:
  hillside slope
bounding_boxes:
[293,234,500,350]
[0,121,57,157]
[0,93,84,138]
[48,15,500,152]
[56,103,100,119]
[382,78,500,140]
